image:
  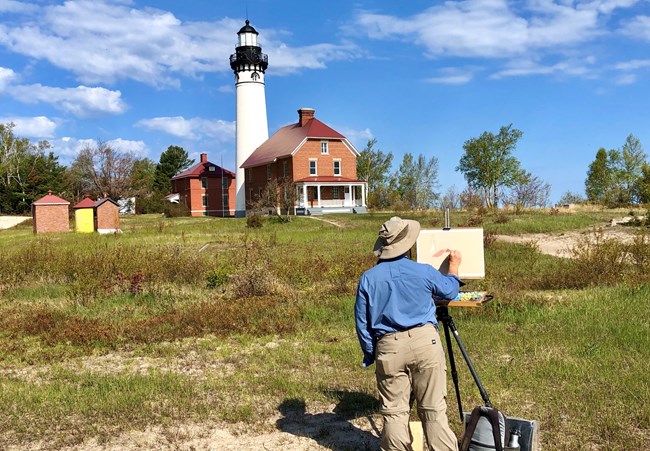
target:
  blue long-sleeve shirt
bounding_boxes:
[354,255,461,367]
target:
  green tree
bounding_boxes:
[391,153,440,210]
[153,145,194,194]
[639,162,650,204]
[456,124,525,208]
[585,148,611,203]
[619,134,646,204]
[356,138,393,208]
[0,123,63,213]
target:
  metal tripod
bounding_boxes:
[436,302,493,422]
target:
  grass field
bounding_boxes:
[1,209,649,450]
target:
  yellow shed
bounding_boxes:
[73,195,96,233]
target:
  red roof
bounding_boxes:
[293,176,365,183]
[73,196,96,209]
[171,160,235,180]
[241,117,353,169]
[33,191,70,205]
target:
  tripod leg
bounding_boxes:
[439,309,464,422]
[445,315,492,407]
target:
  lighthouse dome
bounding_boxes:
[238,20,258,35]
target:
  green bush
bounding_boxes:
[163,203,189,217]
[246,214,264,228]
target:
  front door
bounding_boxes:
[344,186,352,206]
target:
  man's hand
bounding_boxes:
[447,250,462,277]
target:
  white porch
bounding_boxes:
[294,180,367,215]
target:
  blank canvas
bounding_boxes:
[416,228,485,279]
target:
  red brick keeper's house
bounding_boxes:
[241,108,367,215]
[171,153,236,217]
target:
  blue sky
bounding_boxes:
[1,0,649,203]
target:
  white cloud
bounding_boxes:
[10,84,126,118]
[0,116,57,138]
[614,59,650,70]
[621,15,650,41]
[0,66,17,91]
[334,126,374,150]
[136,116,235,142]
[0,0,36,14]
[0,1,358,87]
[106,138,149,158]
[491,57,596,79]
[615,73,638,84]
[354,0,636,58]
[425,68,475,84]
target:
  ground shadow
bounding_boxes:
[276,390,381,451]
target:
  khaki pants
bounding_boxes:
[375,324,458,451]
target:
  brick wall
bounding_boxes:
[293,139,357,180]
[96,202,119,230]
[33,204,69,233]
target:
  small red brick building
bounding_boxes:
[171,153,236,217]
[32,190,70,233]
[241,108,367,215]
[94,197,121,234]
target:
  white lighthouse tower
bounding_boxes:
[230,20,269,217]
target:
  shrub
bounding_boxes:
[206,267,230,289]
[484,231,497,248]
[246,214,264,228]
[494,211,511,224]
[163,203,189,217]
[465,214,483,227]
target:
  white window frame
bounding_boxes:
[333,186,340,198]
[333,159,341,176]
[321,141,329,154]
[309,159,317,176]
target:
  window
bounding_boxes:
[249,189,254,202]
[333,159,341,176]
[222,193,229,209]
[201,177,208,189]
[222,177,228,190]
[333,186,340,198]
[185,178,189,190]
[321,141,329,154]
[246,168,252,180]
[282,160,289,177]
[208,166,215,172]
[267,164,272,180]
[309,159,317,176]
[202,194,208,207]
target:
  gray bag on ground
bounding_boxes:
[460,406,506,451]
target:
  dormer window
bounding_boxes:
[208,166,215,172]
[321,141,329,155]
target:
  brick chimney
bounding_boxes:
[200,153,208,163]
[297,108,315,127]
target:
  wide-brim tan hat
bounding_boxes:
[373,216,421,260]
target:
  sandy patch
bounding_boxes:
[495,225,640,258]
[0,215,30,229]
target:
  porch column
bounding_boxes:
[349,184,354,206]
[317,185,321,207]
[361,183,366,207]
[302,185,307,208]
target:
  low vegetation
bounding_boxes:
[1,208,649,449]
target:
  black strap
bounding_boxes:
[459,407,481,451]
[459,406,504,451]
